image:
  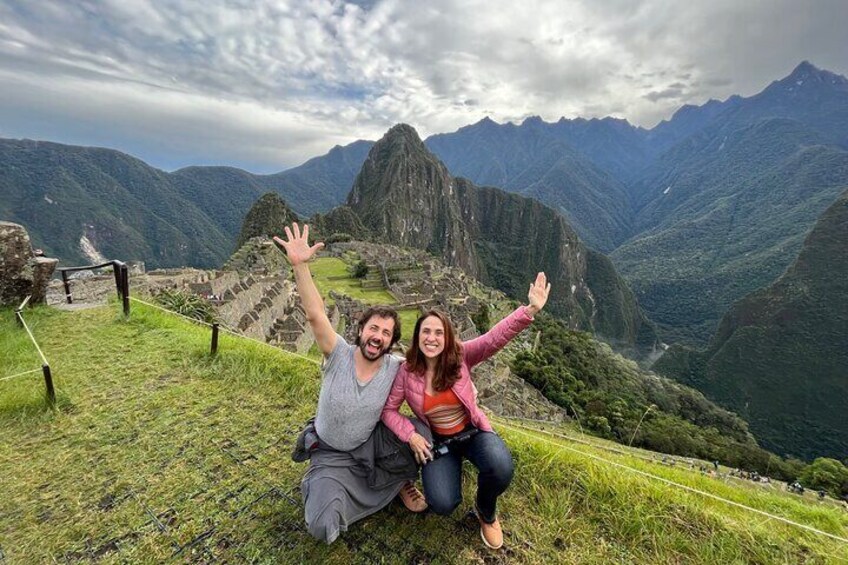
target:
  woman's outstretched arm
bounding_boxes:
[463,272,550,368]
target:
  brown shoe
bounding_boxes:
[476,510,503,549]
[399,482,428,513]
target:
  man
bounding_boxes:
[274,223,427,544]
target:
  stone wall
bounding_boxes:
[212,274,295,342]
[46,267,213,306]
[238,281,295,342]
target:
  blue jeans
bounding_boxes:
[421,431,514,523]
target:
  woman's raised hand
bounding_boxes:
[527,272,551,316]
[273,223,324,266]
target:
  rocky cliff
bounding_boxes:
[347,125,656,351]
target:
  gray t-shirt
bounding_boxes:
[314,334,402,452]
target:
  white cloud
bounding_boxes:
[0,0,846,171]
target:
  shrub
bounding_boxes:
[799,458,848,497]
[351,260,368,279]
[154,289,217,324]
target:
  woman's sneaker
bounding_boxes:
[476,509,503,549]
[399,482,427,512]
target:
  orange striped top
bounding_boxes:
[423,387,470,436]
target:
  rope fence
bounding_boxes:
[128,296,321,366]
[4,297,55,406]
[0,368,42,382]
[503,415,687,466]
[497,418,848,545]
[17,308,48,366]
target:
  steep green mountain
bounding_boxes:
[262,140,374,216]
[645,96,742,155]
[347,124,657,351]
[0,139,231,268]
[168,140,372,229]
[235,193,299,248]
[718,61,848,148]
[425,117,636,251]
[511,313,797,477]
[0,138,372,268]
[640,61,848,171]
[654,189,848,460]
[169,165,271,245]
[614,63,848,344]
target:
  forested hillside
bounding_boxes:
[654,190,848,460]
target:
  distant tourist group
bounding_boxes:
[275,222,551,550]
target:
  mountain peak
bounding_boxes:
[774,60,848,88]
[383,123,422,141]
[367,123,428,158]
[790,60,820,77]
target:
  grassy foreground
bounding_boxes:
[1,305,847,563]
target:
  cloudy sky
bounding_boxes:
[1,0,846,173]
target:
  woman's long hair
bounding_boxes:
[405,310,463,392]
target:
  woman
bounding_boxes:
[381,272,550,549]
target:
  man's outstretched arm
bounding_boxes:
[274,223,337,356]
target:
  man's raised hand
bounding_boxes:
[273,223,324,266]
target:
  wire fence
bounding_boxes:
[502,415,696,467]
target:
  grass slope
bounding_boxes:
[2,305,847,563]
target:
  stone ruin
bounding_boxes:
[328,241,499,338]
[0,221,58,307]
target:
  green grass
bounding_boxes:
[397,308,421,344]
[309,257,422,343]
[310,257,395,305]
[1,305,846,563]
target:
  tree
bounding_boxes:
[798,458,848,497]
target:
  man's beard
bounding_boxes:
[359,338,389,361]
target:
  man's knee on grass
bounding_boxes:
[303,478,344,544]
[306,504,342,544]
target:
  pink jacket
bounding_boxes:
[381,306,535,442]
